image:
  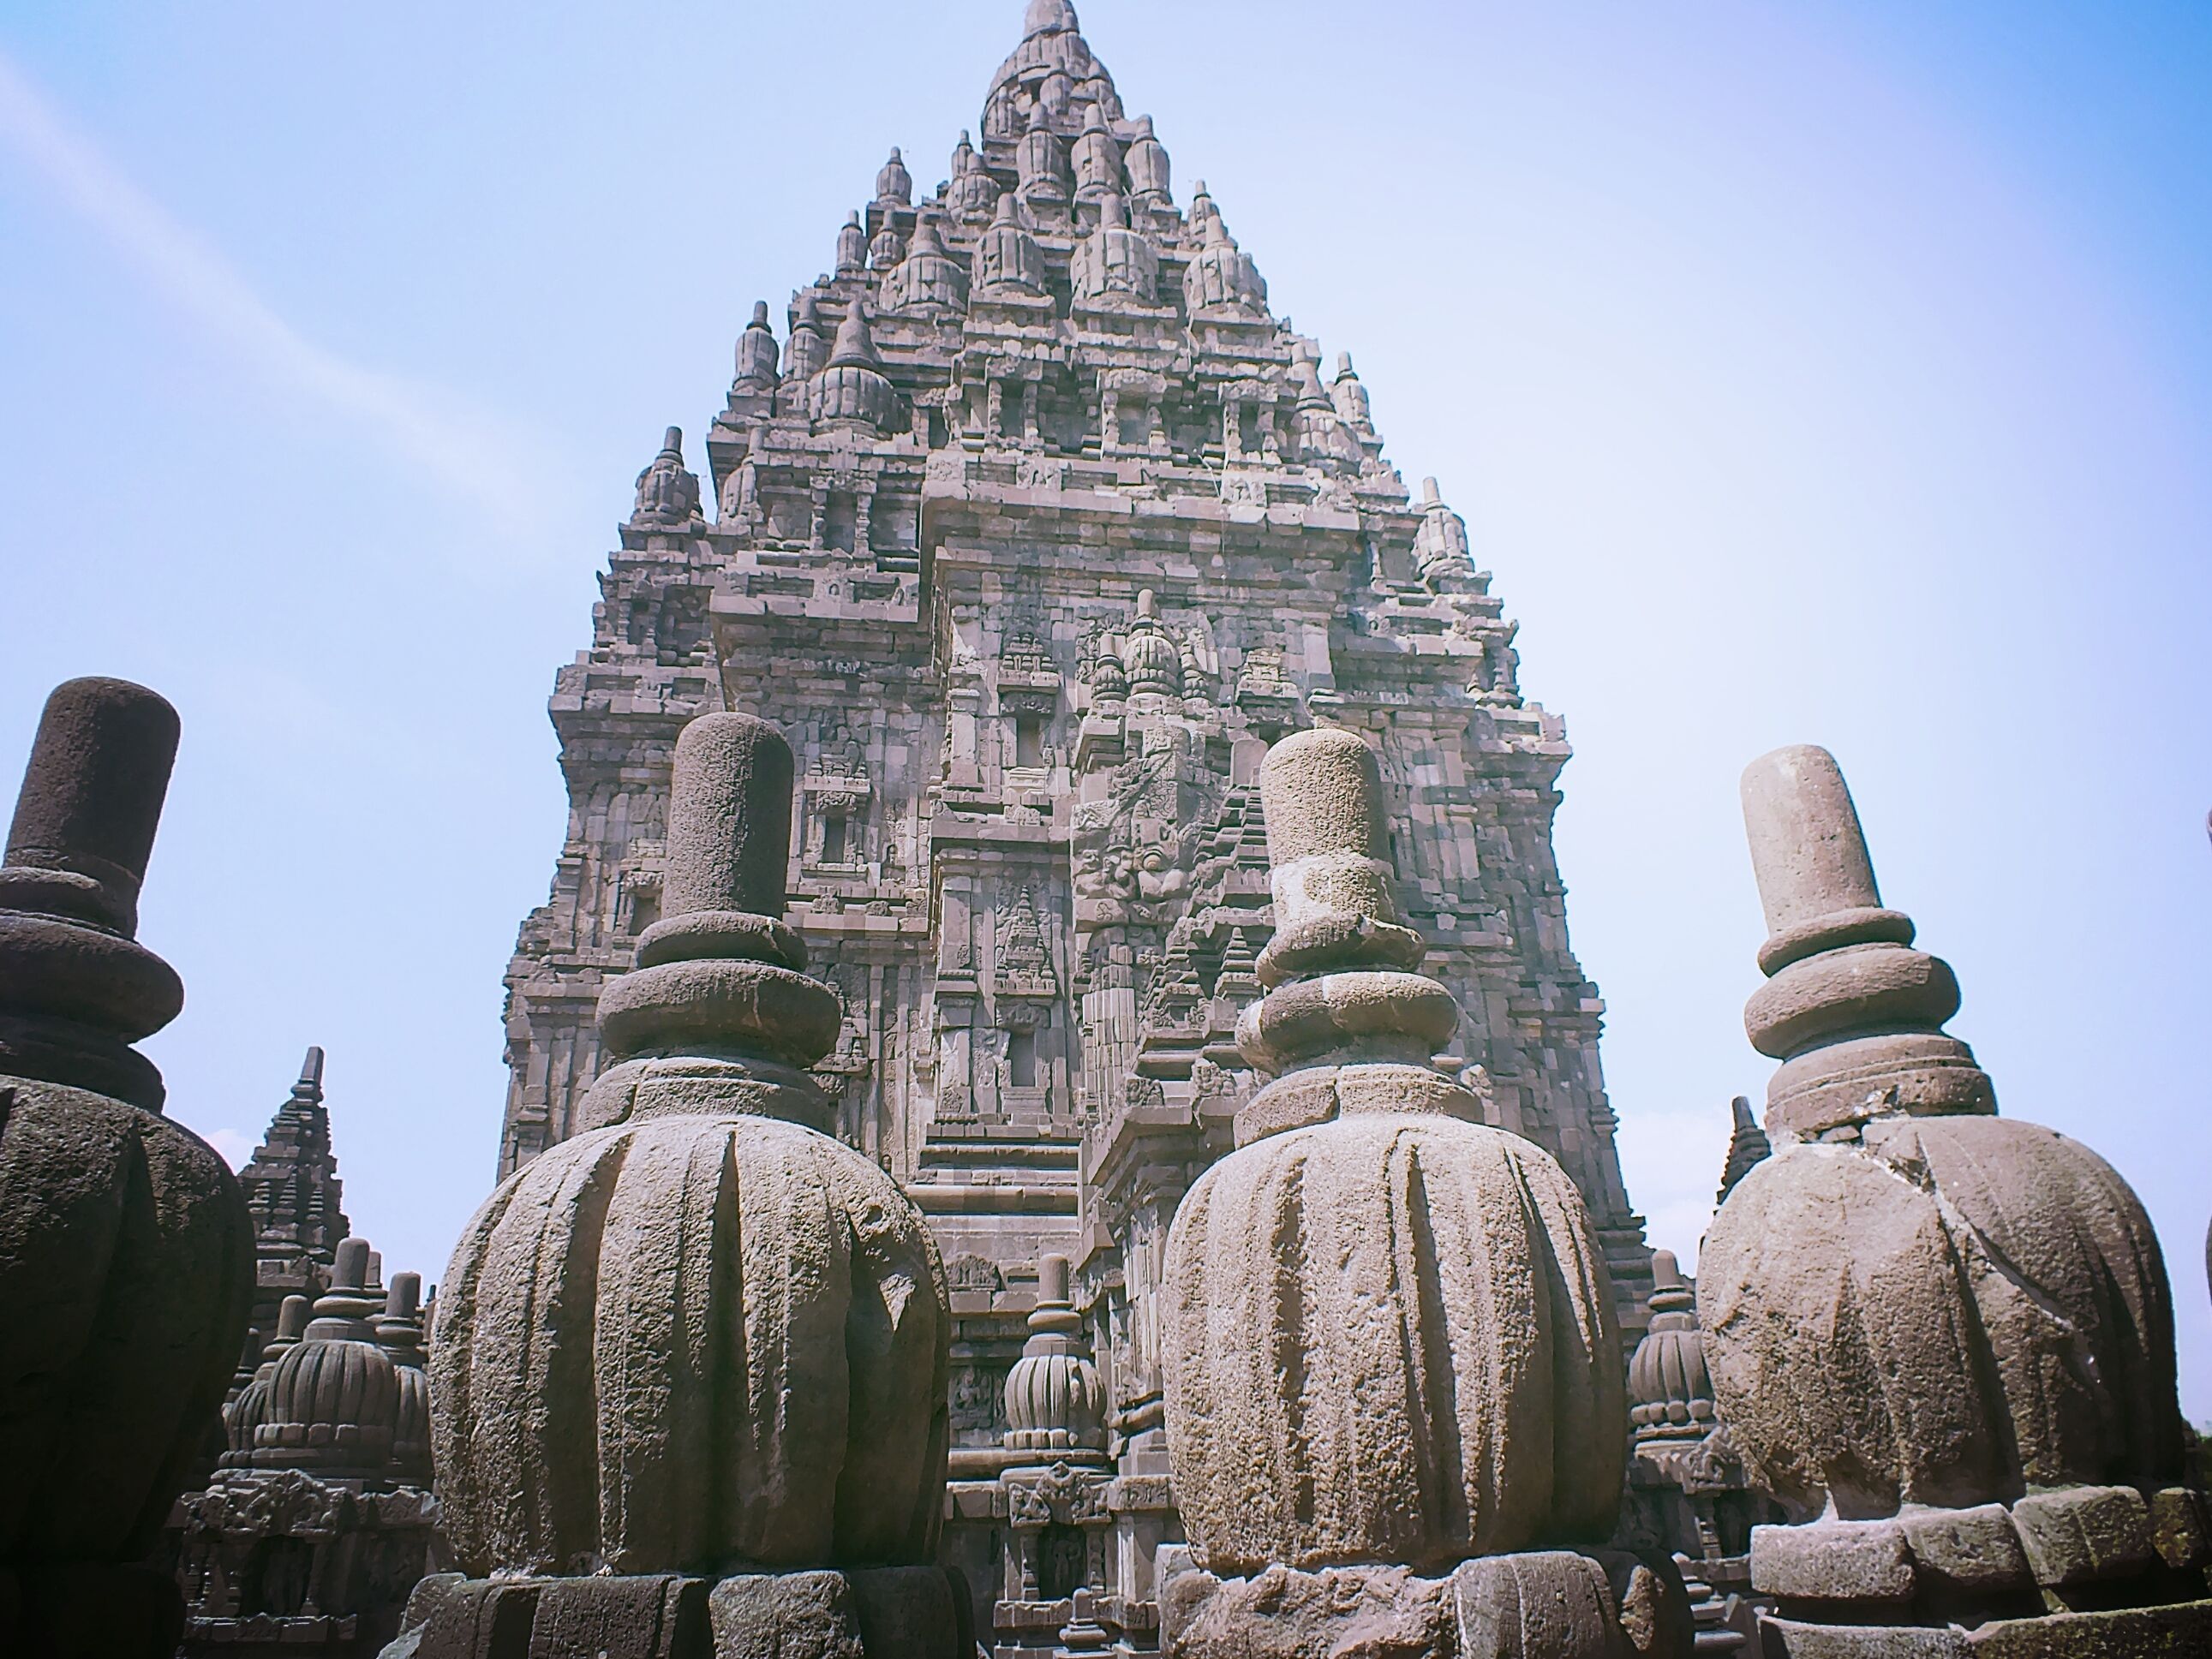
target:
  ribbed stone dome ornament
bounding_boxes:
[1627,1251,1716,1447]
[0,677,254,1657]
[881,212,969,314]
[1181,201,1267,317]
[733,300,779,392]
[874,146,912,207]
[1070,193,1157,306]
[1002,1256,1106,1456]
[974,191,1048,297]
[808,304,900,433]
[251,1236,401,1480]
[410,712,969,1656]
[1700,744,2212,1654]
[1159,727,1686,1656]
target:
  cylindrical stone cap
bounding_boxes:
[5,677,179,922]
[1260,727,1387,866]
[332,1237,371,1292]
[385,1271,422,1321]
[1037,1254,1071,1304]
[276,1295,313,1342]
[664,713,795,922]
[1740,744,1881,938]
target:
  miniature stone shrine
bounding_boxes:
[0,676,254,1656]
[493,3,1655,1626]
[170,1235,445,1656]
[1156,726,1687,1657]
[1700,744,2212,1655]
[395,711,968,1657]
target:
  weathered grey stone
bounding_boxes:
[1899,1504,2031,1594]
[1452,1550,1623,1658]
[662,711,797,921]
[1164,726,1625,1580]
[531,1575,708,1658]
[1962,1600,2212,1654]
[1751,1517,1914,1603]
[1759,1617,1968,1658]
[1162,1561,1451,1658]
[0,679,253,1659]
[2145,1487,2210,1571]
[493,4,1664,1636]
[2008,1486,2155,1589]
[846,1567,966,1659]
[708,1572,861,1659]
[432,710,955,1658]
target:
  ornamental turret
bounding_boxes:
[1125,114,1170,209]
[1072,103,1121,203]
[1016,104,1069,210]
[251,1236,401,1483]
[1120,590,1182,698]
[1070,194,1156,306]
[224,1292,310,1466]
[1002,1255,1106,1457]
[1412,477,1472,583]
[1291,343,1361,472]
[882,212,969,313]
[810,304,899,433]
[875,146,912,208]
[836,210,868,277]
[868,216,906,271]
[631,427,702,529]
[1628,1250,1718,1449]
[1330,350,1373,437]
[1181,202,1267,318]
[374,1269,433,1488]
[734,299,780,391]
[786,289,828,380]
[948,129,996,222]
[973,191,1047,297]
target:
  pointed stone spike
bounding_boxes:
[294,1044,325,1099]
[662,713,796,921]
[1739,743,1881,937]
[5,676,180,930]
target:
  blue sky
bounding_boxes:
[3,2,2207,1414]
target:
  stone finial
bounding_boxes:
[836,209,867,275]
[1330,350,1373,434]
[1002,1254,1105,1457]
[1628,1250,1717,1448]
[735,299,780,390]
[786,289,828,379]
[1702,743,2188,1554]
[1413,478,1472,584]
[1163,725,1625,1579]
[630,427,702,530]
[0,677,186,1107]
[1713,1094,1770,1206]
[224,1292,314,1463]
[432,707,952,1584]
[375,1270,433,1487]
[254,1235,401,1482]
[1126,113,1170,206]
[975,191,1047,295]
[1025,0,1079,38]
[810,305,899,432]
[591,713,839,1097]
[875,146,912,206]
[1737,744,1988,1137]
[3,674,177,934]
[293,1044,324,1099]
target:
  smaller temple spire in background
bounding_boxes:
[1713,1093,1771,1207]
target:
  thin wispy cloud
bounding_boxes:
[0,49,543,527]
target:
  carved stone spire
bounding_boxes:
[974,191,1047,296]
[1413,476,1472,584]
[1072,102,1121,202]
[1125,114,1170,209]
[236,1042,350,1343]
[786,289,828,380]
[1627,1250,1717,1449]
[1330,350,1373,436]
[836,209,868,276]
[374,1270,432,1488]
[1016,103,1069,209]
[809,305,899,433]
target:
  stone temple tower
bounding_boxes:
[498,8,1655,1624]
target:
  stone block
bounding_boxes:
[1759,1617,1969,1657]
[1964,1597,2212,1654]
[708,1571,862,1659]
[1900,1504,2031,1593]
[848,1566,966,1659]
[387,1573,540,1659]
[2145,1487,2211,1571]
[1452,1550,1631,1659]
[2009,1487,2154,1589]
[1161,1561,1450,1658]
[529,1575,708,1658]
[1753,1519,1916,1603]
